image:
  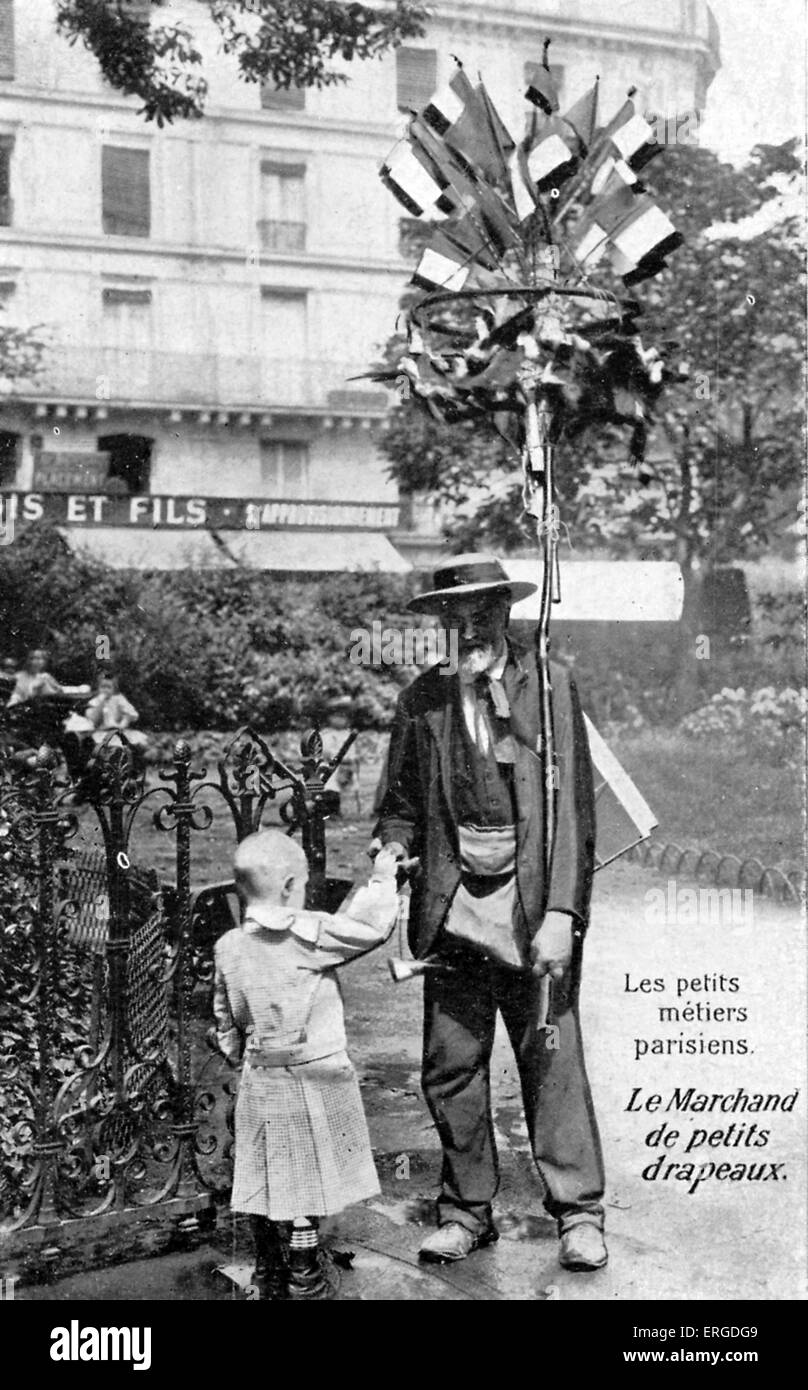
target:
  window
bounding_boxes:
[0,135,12,225]
[260,440,309,498]
[102,287,153,351]
[258,161,306,252]
[102,146,150,237]
[97,434,152,495]
[0,430,19,487]
[261,290,307,356]
[0,0,14,81]
[261,81,305,112]
[396,47,437,114]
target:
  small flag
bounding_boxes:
[476,79,515,183]
[380,141,452,219]
[410,115,480,205]
[421,65,509,183]
[564,79,599,153]
[525,64,560,115]
[583,714,657,869]
[603,98,661,172]
[569,184,637,268]
[525,115,580,190]
[508,146,536,222]
[569,218,610,269]
[422,78,466,136]
[590,153,637,198]
[609,198,683,281]
[442,213,501,272]
[412,235,471,292]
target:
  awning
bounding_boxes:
[62,527,410,573]
[505,560,684,622]
[214,529,410,573]
[61,528,233,569]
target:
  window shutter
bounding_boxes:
[261,83,306,111]
[0,0,15,81]
[0,135,12,225]
[0,137,11,195]
[396,48,437,114]
[261,440,309,498]
[102,147,150,237]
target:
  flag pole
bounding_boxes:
[520,245,560,1028]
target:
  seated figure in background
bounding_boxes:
[85,671,147,748]
[7,648,64,706]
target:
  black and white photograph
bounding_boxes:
[0,0,804,1343]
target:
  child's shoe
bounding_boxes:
[285,1219,340,1300]
[250,1217,288,1300]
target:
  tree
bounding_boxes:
[54,0,427,125]
[380,140,805,703]
[0,321,46,389]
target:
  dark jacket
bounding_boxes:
[374,641,596,959]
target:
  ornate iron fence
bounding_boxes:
[0,724,356,1277]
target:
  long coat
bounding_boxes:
[213,896,395,1220]
[374,642,596,959]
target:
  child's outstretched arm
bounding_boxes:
[299,847,401,971]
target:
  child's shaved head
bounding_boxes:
[234,829,308,907]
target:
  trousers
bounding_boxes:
[421,935,605,1235]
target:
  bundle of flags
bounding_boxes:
[380,295,678,468]
[371,46,686,463]
[380,52,682,293]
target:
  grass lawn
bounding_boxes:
[610,730,804,869]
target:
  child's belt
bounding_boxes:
[245,1040,343,1068]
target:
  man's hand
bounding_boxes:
[530,911,576,981]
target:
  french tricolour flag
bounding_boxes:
[380,141,453,220]
[525,116,580,190]
[603,99,661,172]
[609,198,683,282]
[412,236,471,292]
[569,184,637,268]
[589,154,637,199]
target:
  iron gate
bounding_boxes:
[0,724,356,1277]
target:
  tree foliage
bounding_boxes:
[55,0,427,125]
[0,321,47,388]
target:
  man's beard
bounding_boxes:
[457,642,499,682]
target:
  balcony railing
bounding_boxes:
[25,346,392,412]
[258,219,307,253]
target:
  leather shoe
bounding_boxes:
[559,1223,608,1271]
[419,1221,498,1263]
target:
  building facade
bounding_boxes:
[0,0,719,570]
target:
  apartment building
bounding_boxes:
[0,0,719,570]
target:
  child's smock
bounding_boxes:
[213,886,396,1220]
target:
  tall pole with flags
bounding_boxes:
[370,45,685,911]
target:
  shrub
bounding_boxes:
[0,524,413,730]
[679,686,807,764]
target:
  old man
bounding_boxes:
[374,553,606,1272]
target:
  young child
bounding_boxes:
[212,828,399,1300]
[84,671,147,745]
